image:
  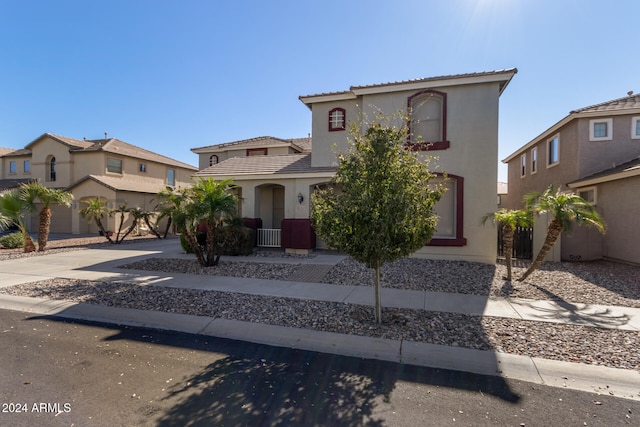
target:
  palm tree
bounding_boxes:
[138,209,162,239]
[182,178,237,267]
[0,190,36,252]
[20,181,74,251]
[517,185,605,282]
[112,203,130,243]
[154,187,185,238]
[79,198,114,243]
[483,209,531,281]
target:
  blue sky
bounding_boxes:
[1,0,638,181]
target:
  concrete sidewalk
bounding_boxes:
[1,238,639,401]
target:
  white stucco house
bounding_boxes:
[192,69,517,263]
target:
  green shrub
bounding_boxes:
[0,232,25,249]
[179,226,254,256]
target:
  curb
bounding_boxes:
[1,294,639,401]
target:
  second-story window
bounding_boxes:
[408,90,449,150]
[328,108,346,131]
[531,147,537,174]
[209,155,219,166]
[547,135,559,167]
[589,118,613,141]
[49,156,56,182]
[139,163,147,172]
[107,158,122,174]
[520,153,526,177]
[167,169,175,187]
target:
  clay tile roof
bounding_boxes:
[1,148,31,157]
[67,174,175,194]
[195,153,336,177]
[568,156,640,186]
[72,138,197,170]
[0,147,16,156]
[191,136,311,153]
[570,93,640,114]
[0,178,32,191]
[300,68,518,99]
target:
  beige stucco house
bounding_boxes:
[502,93,640,265]
[193,69,517,263]
[0,133,197,235]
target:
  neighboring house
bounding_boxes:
[193,69,517,263]
[0,133,197,235]
[502,92,640,265]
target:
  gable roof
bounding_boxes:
[299,68,518,106]
[568,156,640,187]
[0,178,32,191]
[23,133,196,170]
[503,93,640,163]
[191,136,311,154]
[67,174,177,194]
[195,153,336,179]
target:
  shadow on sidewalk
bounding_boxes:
[524,284,631,328]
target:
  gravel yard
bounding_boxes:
[1,237,639,371]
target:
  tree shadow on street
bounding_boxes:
[96,325,521,426]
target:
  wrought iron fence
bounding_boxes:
[497,226,533,259]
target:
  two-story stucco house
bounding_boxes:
[0,133,197,235]
[502,93,640,265]
[193,69,517,263]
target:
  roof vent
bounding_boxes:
[104,132,108,140]
[628,91,634,96]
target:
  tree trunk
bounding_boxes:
[185,230,207,267]
[517,219,563,282]
[38,207,51,251]
[502,225,514,281]
[374,261,382,323]
[145,217,162,239]
[96,219,113,244]
[162,217,172,239]
[23,232,36,253]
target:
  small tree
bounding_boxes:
[181,178,238,267]
[517,185,605,282]
[0,190,36,252]
[482,209,531,281]
[79,198,114,243]
[19,180,74,251]
[311,114,443,323]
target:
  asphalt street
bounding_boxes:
[1,309,637,426]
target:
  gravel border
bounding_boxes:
[2,237,639,371]
[1,278,638,371]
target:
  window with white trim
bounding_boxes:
[520,154,526,177]
[631,116,640,139]
[547,134,559,167]
[578,187,597,205]
[531,147,537,174]
[328,108,346,131]
[589,118,613,141]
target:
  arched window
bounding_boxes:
[407,90,449,150]
[209,155,219,166]
[328,108,346,131]
[48,156,57,182]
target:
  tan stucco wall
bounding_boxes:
[1,155,32,179]
[594,176,640,265]
[28,136,75,187]
[577,115,640,177]
[506,121,580,210]
[307,82,503,263]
